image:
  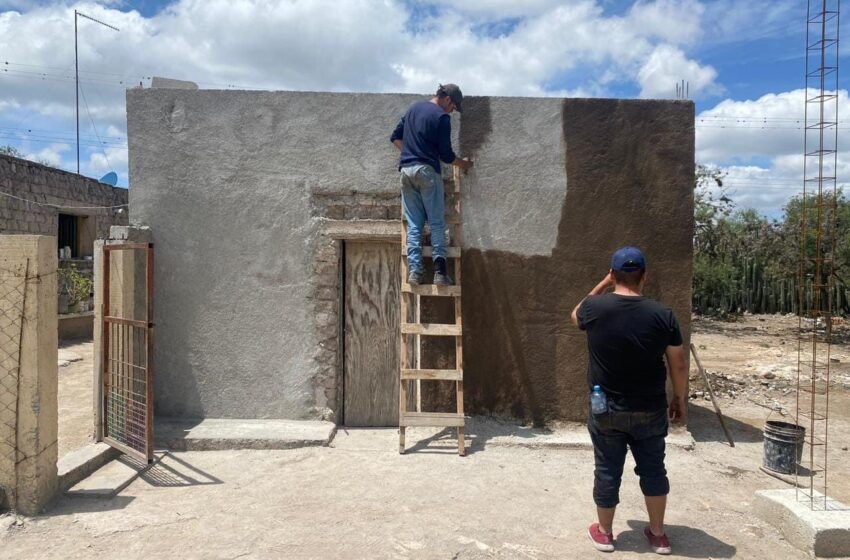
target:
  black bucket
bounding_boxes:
[763,420,805,474]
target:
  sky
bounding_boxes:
[0,0,845,217]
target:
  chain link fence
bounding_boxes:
[0,258,29,495]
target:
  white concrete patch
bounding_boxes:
[156,418,337,451]
[755,488,850,557]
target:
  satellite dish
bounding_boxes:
[99,171,118,186]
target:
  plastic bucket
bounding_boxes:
[763,420,805,474]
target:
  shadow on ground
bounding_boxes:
[688,403,765,444]
[41,496,136,517]
[403,417,547,456]
[616,519,737,557]
[137,452,223,487]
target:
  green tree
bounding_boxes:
[692,163,849,317]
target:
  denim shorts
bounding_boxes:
[587,403,669,508]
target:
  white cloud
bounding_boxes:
[26,142,69,166]
[701,0,802,45]
[0,0,720,181]
[87,144,127,174]
[637,44,719,99]
[697,89,850,162]
[421,0,568,18]
[697,89,850,216]
[627,0,704,45]
[0,99,21,116]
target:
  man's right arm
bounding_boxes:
[437,115,473,171]
[665,345,688,424]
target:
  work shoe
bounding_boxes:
[407,270,423,285]
[644,527,671,555]
[587,523,615,552]
[433,257,453,286]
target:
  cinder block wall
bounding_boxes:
[127,90,694,424]
[0,155,129,238]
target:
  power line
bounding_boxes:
[0,126,125,142]
[78,80,112,169]
[0,189,127,209]
[0,131,126,148]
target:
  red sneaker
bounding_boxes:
[587,523,615,552]
[644,527,672,555]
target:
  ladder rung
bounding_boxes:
[400,412,465,427]
[401,246,461,257]
[401,368,463,381]
[402,283,461,296]
[401,323,462,336]
[442,178,459,193]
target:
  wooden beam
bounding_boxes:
[401,368,464,381]
[401,283,461,296]
[401,246,461,258]
[400,412,465,427]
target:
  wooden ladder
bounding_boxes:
[399,166,465,456]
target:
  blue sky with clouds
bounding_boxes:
[0,0,845,216]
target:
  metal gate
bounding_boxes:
[101,243,154,462]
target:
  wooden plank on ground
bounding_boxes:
[690,343,735,447]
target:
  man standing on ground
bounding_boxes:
[570,247,688,555]
[390,84,473,286]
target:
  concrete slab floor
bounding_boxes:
[57,340,95,459]
[0,427,826,560]
[755,489,850,558]
[337,419,695,453]
[155,418,337,451]
[58,443,120,493]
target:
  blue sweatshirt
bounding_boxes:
[390,100,457,173]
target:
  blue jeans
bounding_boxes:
[587,402,670,508]
[400,164,446,274]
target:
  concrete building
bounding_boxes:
[126,90,694,426]
[0,155,129,338]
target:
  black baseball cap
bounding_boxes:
[438,83,463,113]
[611,246,646,272]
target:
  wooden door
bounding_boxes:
[344,241,400,426]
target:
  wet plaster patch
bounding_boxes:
[460,99,694,424]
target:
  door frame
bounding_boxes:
[318,220,401,426]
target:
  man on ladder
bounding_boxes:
[390,83,473,286]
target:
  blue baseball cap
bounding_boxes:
[611,247,646,272]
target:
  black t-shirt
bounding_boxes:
[577,293,683,411]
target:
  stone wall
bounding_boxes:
[0,154,128,242]
[127,90,694,423]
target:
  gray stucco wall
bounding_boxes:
[127,89,693,422]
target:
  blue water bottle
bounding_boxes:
[591,385,607,414]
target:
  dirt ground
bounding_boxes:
[4,315,848,559]
[57,339,95,458]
